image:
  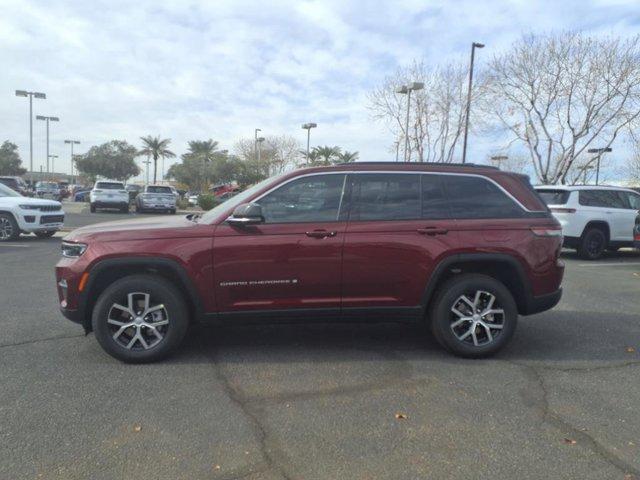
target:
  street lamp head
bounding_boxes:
[65,140,81,144]
[473,42,485,48]
[50,116,60,122]
[34,92,46,99]
[257,137,265,142]
[410,82,424,91]
[15,90,28,97]
[302,123,317,129]
[395,85,409,94]
[36,115,46,120]
[48,154,58,158]
[587,147,612,154]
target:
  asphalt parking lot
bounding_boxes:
[1,212,639,480]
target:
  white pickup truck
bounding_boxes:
[0,182,65,241]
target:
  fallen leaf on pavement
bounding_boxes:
[563,438,577,445]
[214,465,221,471]
[626,347,636,353]
[395,413,407,420]
[133,425,141,432]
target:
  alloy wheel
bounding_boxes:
[0,217,14,240]
[107,292,169,350]
[449,290,505,347]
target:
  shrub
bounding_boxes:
[176,198,189,210]
[198,194,218,211]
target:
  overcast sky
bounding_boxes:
[2,0,639,180]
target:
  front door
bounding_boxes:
[213,173,347,314]
[341,173,458,312]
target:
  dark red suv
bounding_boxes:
[56,162,564,362]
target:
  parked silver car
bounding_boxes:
[134,185,177,214]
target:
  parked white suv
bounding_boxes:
[0,182,65,241]
[535,185,640,259]
[89,181,129,213]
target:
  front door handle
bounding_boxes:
[417,227,448,236]
[305,229,337,239]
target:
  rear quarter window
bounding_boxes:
[443,175,525,219]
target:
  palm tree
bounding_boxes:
[311,146,342,166]
[337,150,359,163]
[139,136,175,183]
[185,139,220,162]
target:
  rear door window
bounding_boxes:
[443,175,524,219]
[536,189,571,205]
[349,173,420,221]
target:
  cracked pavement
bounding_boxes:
[1,228,639,479]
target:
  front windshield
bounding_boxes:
[200,174,286,223]
[0,183,22,197]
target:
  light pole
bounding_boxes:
[15,90,46,185]
[64,140,80,183]
[461,42,485,164]
[587,147,612,185]
[396,82,424,162]
[254,128,261,159]
[36,115,59,174]
[48,155,58,179]
[257,137,265,163]
[143,155,151,186]
[301,123,317,162]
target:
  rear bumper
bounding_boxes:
[92,201,129,208]
[522,288,563,316]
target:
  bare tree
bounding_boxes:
[233,134,301,177]
[369,60,478,163]
[484,32,640,184]
[625,147,640,185]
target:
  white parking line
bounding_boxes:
[578,262,640,267]
[0,244,30,248]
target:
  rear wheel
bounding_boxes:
[90,203,96,213]
[92,274,189,363]
[578,227,607,260]
[0,213,19,241]
[429,274,518,358]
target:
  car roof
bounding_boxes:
[534,185,638,193]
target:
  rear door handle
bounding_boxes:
[417,227,448,236]
[305,229,337,239]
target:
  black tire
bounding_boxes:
[170,209,176,215]
[429,274,518,358]
[90,203,96,213]
[0,212,19,242]
[35,231,56,238]
[91,274,189,363]
[577,227,607,260]
[120,204,129,213]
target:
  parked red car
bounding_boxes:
[56,162,564,362]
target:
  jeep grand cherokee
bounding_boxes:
[56,162,564,362]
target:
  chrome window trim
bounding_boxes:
[243,170,541,215]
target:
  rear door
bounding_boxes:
[579,190,629,240]
[341,173,458,312]
[213,173,347,314]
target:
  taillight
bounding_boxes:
[531,227,563,237]
[550,207,576,213]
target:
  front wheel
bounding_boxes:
[429,274,518,358]
[92,274,189,363]
[35,231,56,238]
[0,213,19,241]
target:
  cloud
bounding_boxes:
[1,0,638,180]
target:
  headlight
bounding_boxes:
[19,204,40,210]
[61,241,88,258]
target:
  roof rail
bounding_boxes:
[335,161,499,169]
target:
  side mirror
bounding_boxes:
[227,203,264,226]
